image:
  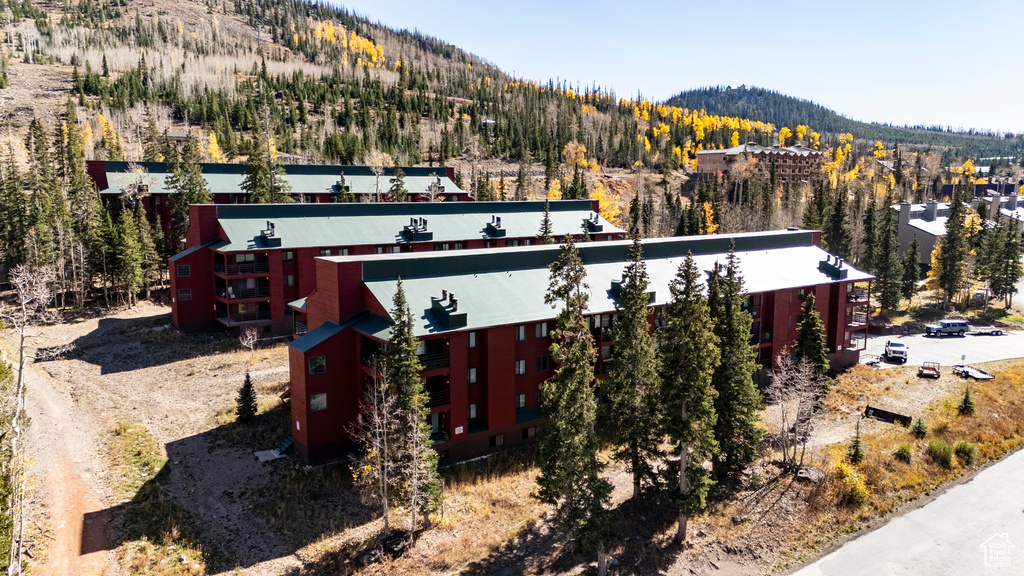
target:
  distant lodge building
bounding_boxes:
[286,229,872,464]
[696,143,824,183]
[169,200,624,336]
[894,194,1023,266]
[87,161,472,241]
[939,181,1018,199]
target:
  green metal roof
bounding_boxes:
[349,231,873,337]
[209,200,622,252]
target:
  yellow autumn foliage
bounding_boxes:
[591,181,621,225]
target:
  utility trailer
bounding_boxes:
[971,326,1004,336]
[918,362,941,378]
[953,365,995,380]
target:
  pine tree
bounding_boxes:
[709,245,763,483]
[958,385,976,416]
[876,191,904,312]
[537,236,612,574]
[847,420,865,464]
[660,251,720,544]
[168,135,213,249]
[861,195,878,273]
[115,210,143,307]
[824,186,851,260]
[236,371,258,422]
[793,293,829,381]
[385,279,442,535]
[539,199,554,244]
[133,203,160,299]
[938,187,969,308]
[902,236,922,301]
[0,145,30,272]
[388,167,408,202]
[605,236,661,499]
[142,108,163,162]
[514,163,529,201]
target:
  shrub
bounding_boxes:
[958,386,976,416]
[894,442,913,464]
[910,417,928,438]
[236,371,257,422]
[928,439,954,468]
[954,440,977,465]
[834,461,870,506]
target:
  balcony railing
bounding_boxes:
[217,286,271,299]
[217,310,271,324]
[418,352,450,371]
[427,389,450,408]
[847,289,869,303]
[760,331,773,343]
[430,430,450,444]
[742,306,761,318]
[294,318,308,336]
[214,261,270,275]
[847,312,867,327]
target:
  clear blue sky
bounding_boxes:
[334,0,1024,134]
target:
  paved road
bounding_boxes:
[789,448,1024,575]
[864,330,1024,367]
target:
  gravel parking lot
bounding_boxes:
[864,329,1024,367]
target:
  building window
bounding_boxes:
[454,242,463,250]
[798,287,806,301]
[468,367,477,384]
[469,403,478,419]
[468,331,477,348]
[340,248,350,256]
[535,322,548,338]
[484,240,492,248]
[522,239,531,246]
[176,264,190,278]
[308,355,326,375]
[310,393,327,412]
[236,253,255,264]
[490,433,504,447]
[319,249,331,256]
[284,275,295,287]
[282,251,294,263]
[515,360,526,375]
[516,393,526,409]
[523,426,536,439]
[515,325,526,341]
[535,356,549,372]
[178,289,192,302]
[433,243,450,251]
[376,246,401,254]
[507,239,520,247]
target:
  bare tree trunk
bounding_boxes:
[631,438,641,500]
[676,441,690,545]
[597,550,607,576]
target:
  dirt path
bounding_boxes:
[9,344,115,575]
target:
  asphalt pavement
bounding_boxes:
[788,448,1024,575]
[864,330,1024,367]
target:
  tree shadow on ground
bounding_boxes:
[82,404,377,571]
[61,313,241,374]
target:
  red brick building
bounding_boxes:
[287,229,872,464]
[88,161,472,241]
[169,200,624,335]
[696,143,823,183]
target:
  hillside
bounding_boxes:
[666,86,1024,158]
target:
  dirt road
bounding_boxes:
[3,342,115,575]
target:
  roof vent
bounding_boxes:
[259,220,282,247]
[584,213,604,233]
[486,215,507,237]
[431,290,467,329]
[402,217,433,242]
[818,256,849,280]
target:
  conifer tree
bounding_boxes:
[861,195,878,273]
[514,163,529,201]
[133,203,160,299]
[385,279,442,536]
[660,252,720,544]
[242,127,291,204]
[115,210,143,307]
[824,186,851,260]
[539,199,554,244]
[236,371,257,422]
[388,167,408,202]
[142,109,163,162]
[167,135,212,249]
[793,293,829,381]
[958,385,975,416]
[0,145,30,273]
[938,187,969,308]
[876,192,904,312]
[708,245,763,483]
[476,171,494,201]
[606,236,661,499]
[847,420,865,464]
[902,236,921,301]
[537,236,612,575]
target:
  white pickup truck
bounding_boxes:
[884,340,908,363]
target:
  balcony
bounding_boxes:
[760,331,773,344]
[516,406,544,424]
[847,312,868,327]
[847,288,869,304]
[427,388,451,408]
[217,309,272,325]
[214,261,270,275]
[418,352,450,371]
[741,306,761,318]
[430,429,450,444]
[294,318,308,336]
[217,286,271,299]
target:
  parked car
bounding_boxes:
[925,319,969,337]
[885,340,908,363]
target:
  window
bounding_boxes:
[310,393,327,412]
[282,251,294,263]
[523,426,536,439]
[308,355,326,375]
[515,325,526,341]
[176,264,190,278]
[284,275,295,287]
[516,393,526,409]
[798,287,807,301]
[507,239,520,247]
[469,403,478,419]
[468,367,477,384]
[484,240,492,248]
[236,253,255,264]
[319,249,331,257]
[515,360,526,375]
[340,248,350,256]
[416,341,426,355]
[522,239,531,246]
[178,289,192,302]
[535,356,549,372]
[468,331,477,348]
[376,246,401,254]
[490,434,504,447]
[535,322,548,338]
[433,243,450,251]
[454,242,463,250]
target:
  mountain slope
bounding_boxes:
[666,86,1023,157]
